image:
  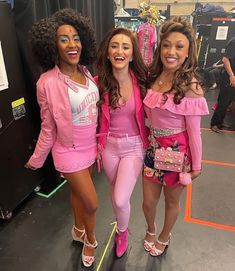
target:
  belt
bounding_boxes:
[150,126,186,137]
[108,132,139,138]
[96,132,138,139]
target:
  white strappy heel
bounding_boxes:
[71,225,85,243]
[82,236,98,267]
[144,223,156,252]
[150,233,172,257]
[144,230,156,252]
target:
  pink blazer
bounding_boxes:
[29,65,95,168]
[96,71,149,153]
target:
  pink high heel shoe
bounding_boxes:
[82,236,98,267]
[115,228,128,257]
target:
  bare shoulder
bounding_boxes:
[185,79,204,98]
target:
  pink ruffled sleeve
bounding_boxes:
[143,90,209,116]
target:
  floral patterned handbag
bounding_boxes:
[154,147,185,172]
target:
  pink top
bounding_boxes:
[109,94,139,136]
[143,90,209,170]
[96,70,149,151]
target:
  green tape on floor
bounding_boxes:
[36,179,67,198]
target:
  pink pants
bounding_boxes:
[102,135,145,231]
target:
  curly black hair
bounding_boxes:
[96,27,148,108]
[29,8,96,71]
[148,17,203,104]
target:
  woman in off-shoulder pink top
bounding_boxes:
[144,90,209,177]
[142,17,209,257]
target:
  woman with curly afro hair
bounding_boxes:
[25,8,99,267]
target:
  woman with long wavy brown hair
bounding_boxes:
[95,27,149,258]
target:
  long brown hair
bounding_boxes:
[148,17,203,104]
[96,27,147,108]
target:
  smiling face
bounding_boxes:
[107,33,133,72]
[56,24,82,69]
[160,31,189,72]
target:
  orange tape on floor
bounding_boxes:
[184,161,235,232]
[202,160,235,167]
[184,185,235,232]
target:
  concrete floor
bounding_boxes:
[0,89,235,271]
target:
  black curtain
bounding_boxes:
[11,0,114,191]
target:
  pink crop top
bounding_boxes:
[109,94,139,137]
[143,90,209,170]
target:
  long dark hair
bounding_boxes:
[148,17,203,104]
[96,27,147,108]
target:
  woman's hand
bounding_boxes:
[96,152,103,173]
[24,162,37,170]
[190,170,201,180]
[230,75,235,87]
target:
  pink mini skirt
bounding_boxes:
[52,124,97,173]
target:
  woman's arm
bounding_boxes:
[26,82,56,169]
[185,114,202,180]
[223,56,235,87]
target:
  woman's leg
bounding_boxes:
[104,155,142,231]
[142,179,162,243]
[104,154,144,257]
[63,168,98,257]
[102,136,144,256]
[155,185,184,251]
[103,136,144,231]
[211,83,235,129]
[70,191,85,236]
[70,165,94,238]
[113,155,144,231]
[102,143,120,216]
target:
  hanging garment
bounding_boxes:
[137,22,157,65]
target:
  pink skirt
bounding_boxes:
[144,130,191,187]
[52,124,97,173]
